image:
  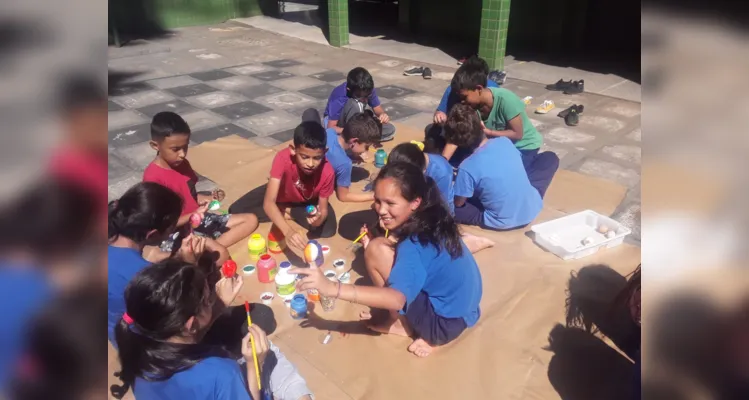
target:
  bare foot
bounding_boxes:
[462,233,495,254]
[365,315,410,337]
[407,338,434,358]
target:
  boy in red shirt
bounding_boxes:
[143,112,258,253]
[262,121,336,251]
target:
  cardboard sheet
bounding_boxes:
[108,123,640,400]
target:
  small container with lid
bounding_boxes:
[275,263,297,299]
[290,294,308,319]
[247,234,267,261]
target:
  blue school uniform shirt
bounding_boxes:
[437,79,499,113]
[454,137,542,229]
[387,237,482,327]
[323,82,382,121]
[425,153,455,215]
[108,245,150,345]
[0,264,53,390]
[134,357,252,399]
[325,127,353,188]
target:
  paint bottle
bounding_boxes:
[374,149,387,167]
[275,265,296,299]
[256,254,277,283]
[290,294,308,319]
[267,229,285,254]
[247,233,267,261]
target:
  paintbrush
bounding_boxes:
[345,229,368,251]
[244,301,262,390]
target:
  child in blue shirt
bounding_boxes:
[324,111,382,202]
[108,182,229,345]
[323,67,395,141]
[292,162,482,358]
[110,259,313,400]
[446,104,542,230]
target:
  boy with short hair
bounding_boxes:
[263,121,337,251]
[446,104,542,230]
[324,111,382,202]
[449,64,559,198]
[143,111,258,250]
[323,67,395,141]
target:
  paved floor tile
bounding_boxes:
[601,144,641,164]
[255,92,316,110]
[270,128,295,143]
[298,84,336,100]
[109,154,132,180]
[397,94,440,112]
[210,100,274,120]
[280,64,329,76]
[137,99,200,118]
[225,64,272,75]
[626,128,641,142]
[147,75,202,89]
[207,75,263,91]
[251,69,295,81]
[577,115,626,134]
[270,76,326,91]
[113,90,176,109]
[380,102,421,121]
[165,83,219,97]
[113,141,156,170]
[108,172,142,201]
[235,83,284,99]
[186,91,248,108]
[262,59,303,68]
[578,158,640,188]
[108,101,124,111]
[181,110,229,131]
[108,109,148,130]
[544,127,597,144]
[308,70,346,83]
[376,85,417,99]
[236,110,299,136]
[192,123,257,143]
[109,81,153,97]
[188,69,236,81]
[108,123,152,147]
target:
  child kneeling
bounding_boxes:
[292,162,482,357]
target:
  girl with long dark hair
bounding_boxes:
[108,182,229,344]
[111,259,312,400]
[292,162,483,357]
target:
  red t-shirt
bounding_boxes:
[270,148,334,204]
[143,160,200,215]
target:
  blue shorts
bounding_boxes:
[405,291,467,346]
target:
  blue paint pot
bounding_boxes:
[290,294,308,319]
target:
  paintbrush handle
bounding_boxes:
[246,313,262,390]
[352,230,368,244]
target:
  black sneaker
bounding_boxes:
[557,104,584,118]
[422,67,432,79]
[563,80,585,94]
[565,108,580,126]
[403,66,425,76]
[546,79,575,91]
[488,70,506,85]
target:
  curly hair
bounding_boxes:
[444,103,484,149]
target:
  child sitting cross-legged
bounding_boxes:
[447,104,542,230]
[143,111,259,255]
[110,259,313,400]
[291,162,482,358]
[263,121,337,251]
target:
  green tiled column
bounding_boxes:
[328,0,349,47]
[478,0,511,71]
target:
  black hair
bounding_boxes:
[293,120,327,150]
[388,142,426,171]
[111,259,229,398]
[151,111,191,141]
[0,179,96,259]
[346,67,375,99]
[444,103,484,149]
[374,162,463,258]
[108,182,183,245]
[12,286,107,400]
[341,111,382,144]
[450,55,490,93]
[57,73,106,115]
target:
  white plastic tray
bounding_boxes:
[530,210,631,260]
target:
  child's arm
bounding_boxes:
[442,143,458,162]
[176,201,209,227]
[291,268,406,311]
[326,118,343,134]
[454,195,467,208]
[308,196,330,228]
[263,178,307,250]
[483,115,524,141]
[372,105,390,124]
[335,185,374,202]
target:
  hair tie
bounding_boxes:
[122,312,134,325]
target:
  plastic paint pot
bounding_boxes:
[290,294,308,319]
[247,234,267,261]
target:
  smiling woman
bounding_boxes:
[290,162,483,358]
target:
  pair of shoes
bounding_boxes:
[535,100,555,114]
[488,70,507,85]
[557,104,584,118]
[559,104,584,126]
[545,79,585,94]
[403,66,432,79]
